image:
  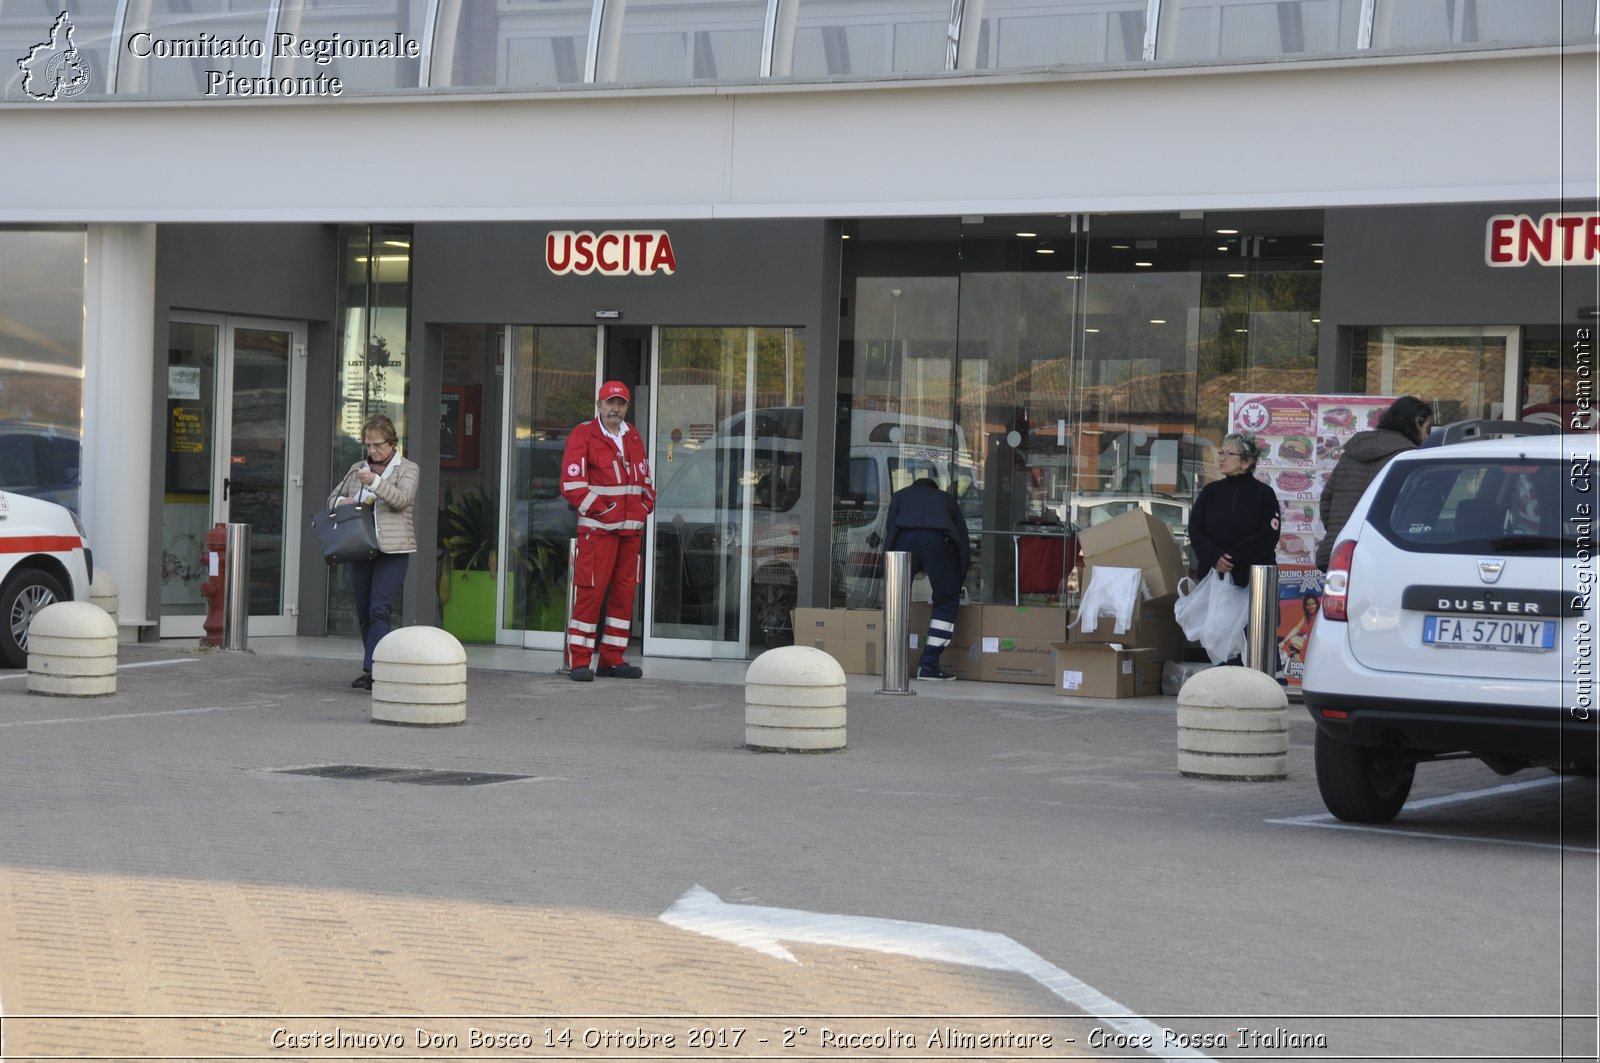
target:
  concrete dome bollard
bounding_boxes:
[28,601,118,697]
[1176,665,1289,781]
[370,627,467,726]
[745,646,847,752]
[88,570,119,628]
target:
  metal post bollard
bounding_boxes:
[561,537,578,673]
[878,550,913,695]
[222,522,250,651]
[1247,563,1279,676]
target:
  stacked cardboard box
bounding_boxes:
[793,603,1070,684]
[1075,509,1189,600]
[1060,509,1192,697]
[977,604,1067,684]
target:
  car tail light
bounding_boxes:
[1321,540,1356,621]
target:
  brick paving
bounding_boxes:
[0,641,1592,1062]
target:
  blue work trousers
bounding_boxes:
[895,528,961,669]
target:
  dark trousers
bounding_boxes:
[896,528,961,669]
[350,551,410,672]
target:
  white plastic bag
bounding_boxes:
[1076,566,1144,635]
[1173,570,1250,664]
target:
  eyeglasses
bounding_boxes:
[364,441,392,450]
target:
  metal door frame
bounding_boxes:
[160,313,307,638]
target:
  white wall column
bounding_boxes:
[82,223,156,635]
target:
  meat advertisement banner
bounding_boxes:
[1229,393,1395,686]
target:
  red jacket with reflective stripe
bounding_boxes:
[560,419,655,535]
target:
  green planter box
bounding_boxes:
[441,569,497,643]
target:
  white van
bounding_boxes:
[0,489,92,667]
[653,408,976,647]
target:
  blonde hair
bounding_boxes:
[363,414,398,447]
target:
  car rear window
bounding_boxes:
[1371,457,1569,556]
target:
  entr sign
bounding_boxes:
[1485,212,1600,267]
[546,230,677,276]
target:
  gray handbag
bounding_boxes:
[310,502,379,564]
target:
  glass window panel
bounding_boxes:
[604,0,766,83]
[1171,0,1362,59]
[505,326,595,635]
[229,326,292,615]
[785,0,950,78]
[1352,327,1508,424]
[968,0,1146,68]
[272,0,427,90]
[0,228,85,513]
[115,1,275,97]
[162,321,218,614]
[1,1,117,101]
[434,0,592,88]
[328,225,411,636]
[1370,0,1588,48]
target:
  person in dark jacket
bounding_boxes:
[1314,395,1433,571]
[1188,433,1282,667]
[884,478,972,681]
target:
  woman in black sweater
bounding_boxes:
[1188,432,1282,666]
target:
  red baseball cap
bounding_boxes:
[598,380,630,403]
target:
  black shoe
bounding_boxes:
[351,672,372,690]
[569,666,594,682]
[596,662,643,679]
[918,667,957,681]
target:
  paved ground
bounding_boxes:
[0,639,1593,1062]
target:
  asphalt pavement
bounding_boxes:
[0,637,1593,1062]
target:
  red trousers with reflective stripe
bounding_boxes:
[567,531,640,669]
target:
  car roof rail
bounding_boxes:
[1420,419,1561,448]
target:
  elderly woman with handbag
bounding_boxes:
[328,414,419,690]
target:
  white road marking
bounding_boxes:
[0,703,272,728]
[1269,776,1598,851]
[661,885,1214,1062]
[0,657,197,681]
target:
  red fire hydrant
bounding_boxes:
[199,522,228,647]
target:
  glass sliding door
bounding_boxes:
[161,315,307,637]
[503,325,601,650]
[646,325,806,658]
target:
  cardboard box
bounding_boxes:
[979,604,1068,642]
[1069,584,1187,658]
[1076,509,1189,600]
[791,608,844,647]
[942,640,984,680]
[845,609,886,672]
[789,609,881,675]
[1054,643,1136,699]
[1129,648,1167,697]
[977,637,1057,684]
[813,640,875,675]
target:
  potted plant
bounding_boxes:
[438,487,498,642]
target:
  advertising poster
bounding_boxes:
[1229,393,1395,686]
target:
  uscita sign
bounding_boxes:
[546,230,677,276]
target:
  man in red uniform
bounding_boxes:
[561,380,655,681]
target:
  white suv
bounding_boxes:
[1302,421,1597,823]
[0,490,92,668]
